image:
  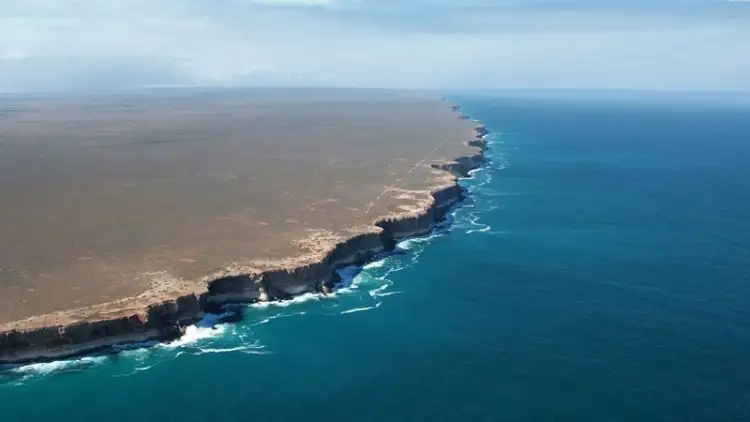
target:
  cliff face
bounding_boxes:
[0,294,203,363]
[0,121,489,365]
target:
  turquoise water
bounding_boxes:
[2,92,750,421]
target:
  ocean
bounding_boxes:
[2,91,750,421]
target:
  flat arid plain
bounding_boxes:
[0,88,479,332]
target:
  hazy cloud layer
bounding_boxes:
[1,0,748,92]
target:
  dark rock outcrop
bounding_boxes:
[0,294,203,364]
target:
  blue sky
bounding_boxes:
[1,0,748,92]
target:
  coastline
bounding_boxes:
[0,101,489,365]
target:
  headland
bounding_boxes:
[0,89,488,364]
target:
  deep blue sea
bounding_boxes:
[2,91,750,421]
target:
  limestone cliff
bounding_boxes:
[0,117,490,365]
[0,294,203,363]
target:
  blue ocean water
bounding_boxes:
[2,91,750,421]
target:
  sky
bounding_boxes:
[0,0,749,92]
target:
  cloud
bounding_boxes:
[0,0,749,92]
[235,0,337,6]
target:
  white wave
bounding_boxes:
[368,281,397,297]
[470,174,494,188]
[467,167,484,177]
[466,225,492,234]
[397,233,439,250]
[113,347,158,374]
[196,346,250,354]
[381,266,405,279]
[461,209,493,235]
[338,262,392,288]
[250,311,307,326]
[249,292,325,310]
[194,343,268,356]
[9,355,108,379]
[468,212,483,225]
[252,317,274,326]
[112,364,158,378]
[351,272,383,287]
[397,239,417,250]
[372,291,402,298]
[363,260,386,270]
[340,302,382,315]
[119,348,153,364]
[155,310,244,350]
[369,280,402,297]
[158,324,227,350]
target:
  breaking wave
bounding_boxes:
[341,302,382,315]
[0,355,110,386]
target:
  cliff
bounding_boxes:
[0,113,490,365]
[0,295,204,364]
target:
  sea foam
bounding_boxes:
[340,302,382,315]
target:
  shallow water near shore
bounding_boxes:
[2,92,750,421]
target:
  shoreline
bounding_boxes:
[0,101,489,365]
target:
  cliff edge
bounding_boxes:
[0,101,490,365]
